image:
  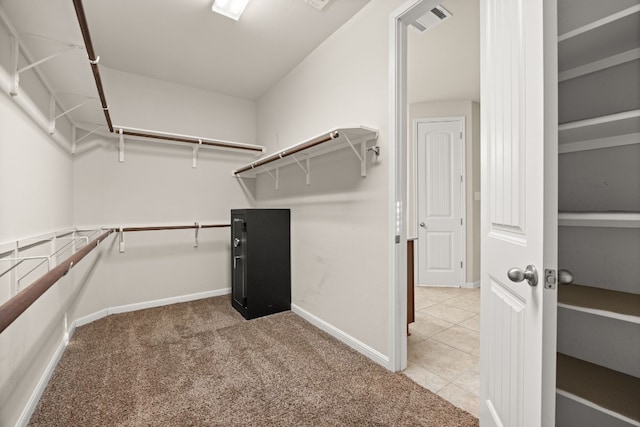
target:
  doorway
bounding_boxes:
[415,117,465,286]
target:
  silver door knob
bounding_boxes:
[419,222,426,228]
[233,237,240,248]
[508,264,538,287]
[558,269,574,285]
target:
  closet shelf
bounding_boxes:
[558,5,640,72]
[558,212,640,228]
[232,126,379,180]
[556,353,640,425]
[558,284,640,323]
[558,109,640,145]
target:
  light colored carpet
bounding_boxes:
[29,296,478,426]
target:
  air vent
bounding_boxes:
[410,5,452,32]
[305,0,331,11]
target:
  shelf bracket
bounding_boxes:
[261,166,279,190]
[119,227,125,253]
[50,97,94,135]
[192,139,202,168]
[72,123,104,154]
[10,40,82,97]
[343,134,367,177]
[291,154,311,185]
[118,129,125,163]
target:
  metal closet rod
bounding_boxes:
[234,131,339,175]
[0,229,113,335]
[118,128,264,153]
[72,0,113,132]
[72,0,263,154]
[114,224,230,232]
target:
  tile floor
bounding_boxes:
[404,286,480,417]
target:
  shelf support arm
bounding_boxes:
[343,134,367,177]
[291,154,311,185]
[11,41,82,96]
[261,166,279,191]
[72,123,104,154]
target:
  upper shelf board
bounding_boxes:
[558,5,640,72]
[232,126,379,179]
[558,212,640,228]
[559,109,640,144]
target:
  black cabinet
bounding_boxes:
[230,209,291,320]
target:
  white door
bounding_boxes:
[416,119,464,286]
[480,0,557,426]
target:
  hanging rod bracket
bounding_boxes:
[118,129,125,163]
[119,227,125,253]
[89,55,100,65]
[193,139,202,168]
[194,222,201,247]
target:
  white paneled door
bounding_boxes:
[480,0,558,426]
[416,119,464,286]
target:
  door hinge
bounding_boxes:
[544,269,556,290]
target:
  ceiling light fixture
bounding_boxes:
[212,0,251,21]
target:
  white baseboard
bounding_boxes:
[291,303,389,368]
[74,288,231,327]
[463,281,480,289]
[15,331,69,427]
[16,288,231,427]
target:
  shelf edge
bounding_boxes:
[556,390,640,426]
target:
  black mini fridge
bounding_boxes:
[230,209,291,320]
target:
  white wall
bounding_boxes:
[407,0,480,105]
[69,68,258,320]
[0,21,75,426]
[255,0,405,361]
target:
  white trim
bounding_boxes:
[291,304,389,367]
[74,288,231,327]
[388,0,442,373]
[463,281,481,289]
[558,212,640,229]
[14,288,231,426]
[413,116,467,287]
[15,330,69,427]
[558,133,640,154]
[556,389,640,427]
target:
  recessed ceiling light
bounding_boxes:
[212,0,250,21]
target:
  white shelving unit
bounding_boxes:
[232,126,379,187]
[556,1,640,425]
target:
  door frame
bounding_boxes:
[388,0,441,372]
[413,116,466,287]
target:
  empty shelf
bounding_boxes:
[232,126,379,179]
[558,284,640,322]
[556,353,640,425]
[559,110,640,145]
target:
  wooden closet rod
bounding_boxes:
[234,131,339,175]
[0,229,113,335]
[119,129,264,153]
[116,224,230,232]
[72,0,113,132]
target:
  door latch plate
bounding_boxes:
[544,269,556,290]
